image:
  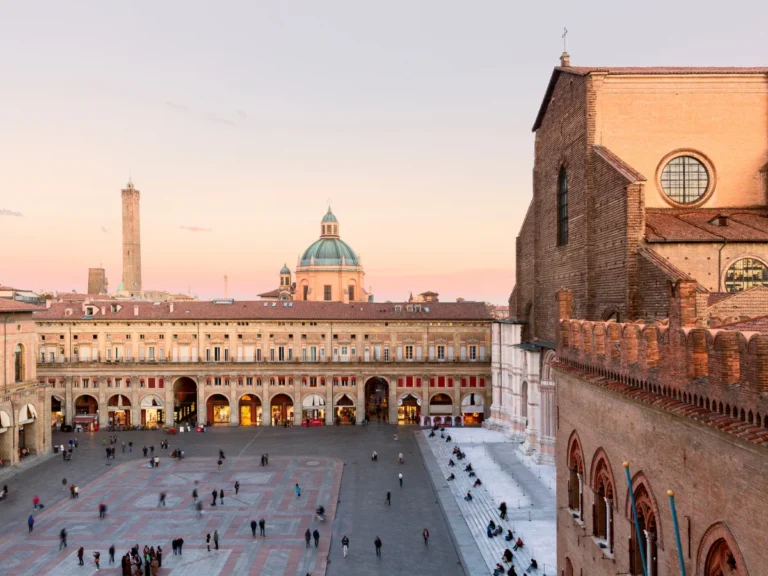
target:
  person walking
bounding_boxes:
[143,446,148,457]
[234,481,240,495]
[122,442,126,453]
[386,491,391,505]
[313,529,320,548]
[192,488,198,503]
[398,452,403,464]
[59,528,67,549]
[341,535,349,558]
[77,547,85,566]
[295,483,301,498]
[27,515,34,532]
[305,528,311,548]
[33,495,40,510]
[217,459,223,473]
[423,528,430,546]
[99,503,107,518]
[109,544,115,564]
[93,551,101,570]
[177,537,184,555]
[158,492,166,507]
[150,446,154,456]
[265,453,269,465]
[206,533,211,552]
[250,520,257,537]
[211,490,217,506]
[74,485,79,499]
[129,441,133,453]
[62,478,67,491]
[399,473,403,487]
[213,529,219,550]
[219,488,224,505]
[259,518,266,536]
[374,536,382,558]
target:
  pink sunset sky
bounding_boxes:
[2,2,766,304]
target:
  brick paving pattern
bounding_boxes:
[0,455,341,575]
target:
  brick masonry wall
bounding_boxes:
[555,366,767,576]
[635,254,675,320]
[532,73,591,342]
[708,286,768,325]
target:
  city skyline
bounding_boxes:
[3,1,768,303]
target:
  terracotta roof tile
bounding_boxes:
[645,208,768,242]
[34,300,493,322]
[0,299,41,313]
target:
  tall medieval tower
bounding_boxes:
[121,180,142,296]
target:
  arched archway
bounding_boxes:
[397,393,421,424]
[461,393,484,426]
[16,403,39,457]
[567,431,585,518]
[51,395,64,428]
[697,523,749,576]
[334,393,356,425]
[591,449,616,553]
[429,393,453,423]
[628,480,659,576]
[270,393,293,426]
[140,395,164,428]
[239,394,262,426]
[565,557,574,576]
[108,394,132,427]
[173,377,197,426]
[206,394,230,426]
[301,394,325,424]
[0,410,13,463]
[74,394,99,431]
[365,377,389,423]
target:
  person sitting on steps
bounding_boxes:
[464,490,473,502]
[473,478,482,487]
[525,559,538,573]
[448,459,455,467]
[447,473,456,481]
[464,463,473,472]
[487,520,497,538]
[503,548,513,563]
[505,529,514,542]
[513,537,524,551]
[493,563,505,576]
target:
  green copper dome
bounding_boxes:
[321,207,338,223]
[280,264,291,274]
[300,238,358,266]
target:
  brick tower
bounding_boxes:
[87,267,107,294]
[121,180,142,296]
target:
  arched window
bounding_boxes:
[557,167,569,246]
[724,258,768,292]
[521,381,528,420]
[592,453,616,553]
[630,484,658,576]
[14,344,25,382]
[567,433,585,519]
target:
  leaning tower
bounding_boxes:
[121,180,142,295]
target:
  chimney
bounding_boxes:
[170,303,174,313]
[101,306,106,316]
[560,51,571,67]
[45,300,51,309]
[133,305,139,317]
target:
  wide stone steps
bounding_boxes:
[426,434,539,575]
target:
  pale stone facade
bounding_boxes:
[0,301,50,467]
[35,300,492,429]
[486,321,556,463]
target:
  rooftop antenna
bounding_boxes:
[224,274,228,298]
[562,27,568,52]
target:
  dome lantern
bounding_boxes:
[321,207,339,237]
[300,207,359,267]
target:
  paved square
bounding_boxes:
[0,456,342,575]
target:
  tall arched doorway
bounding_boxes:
[521,381,529,422]
[397,393,421,424]
[74,394,99,431]
[17,403,38,457]
[239,394,262,426]
[206,394,230,426]
[630,484,658,576]
[365,377,389,423]
[270,394,293,426]
[0,410,12,464]
[51,395,64,428]
[108,394,132,427]
[140,395,164,428]
[301,394,325,423]
[461,393,485,426]
[429,393,453,426]
[173,377,197,425]
[334,393,356,425]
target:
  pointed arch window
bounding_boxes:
[557,167,569,246]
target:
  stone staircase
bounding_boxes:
[426,434,541,575]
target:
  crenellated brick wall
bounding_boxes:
[555,281,768,447]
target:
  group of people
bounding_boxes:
[260,453,270,466]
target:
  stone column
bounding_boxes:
[261,386,271,426]
[229,374,239,426]
[325,374,334,425]
[197,374,206,426]
[293,375,303,426]
[97,378,109,428]
[64,376,74,426]
[130,376,140,428]
[164,376,174,427]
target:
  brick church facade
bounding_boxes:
[490,55,768,575]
